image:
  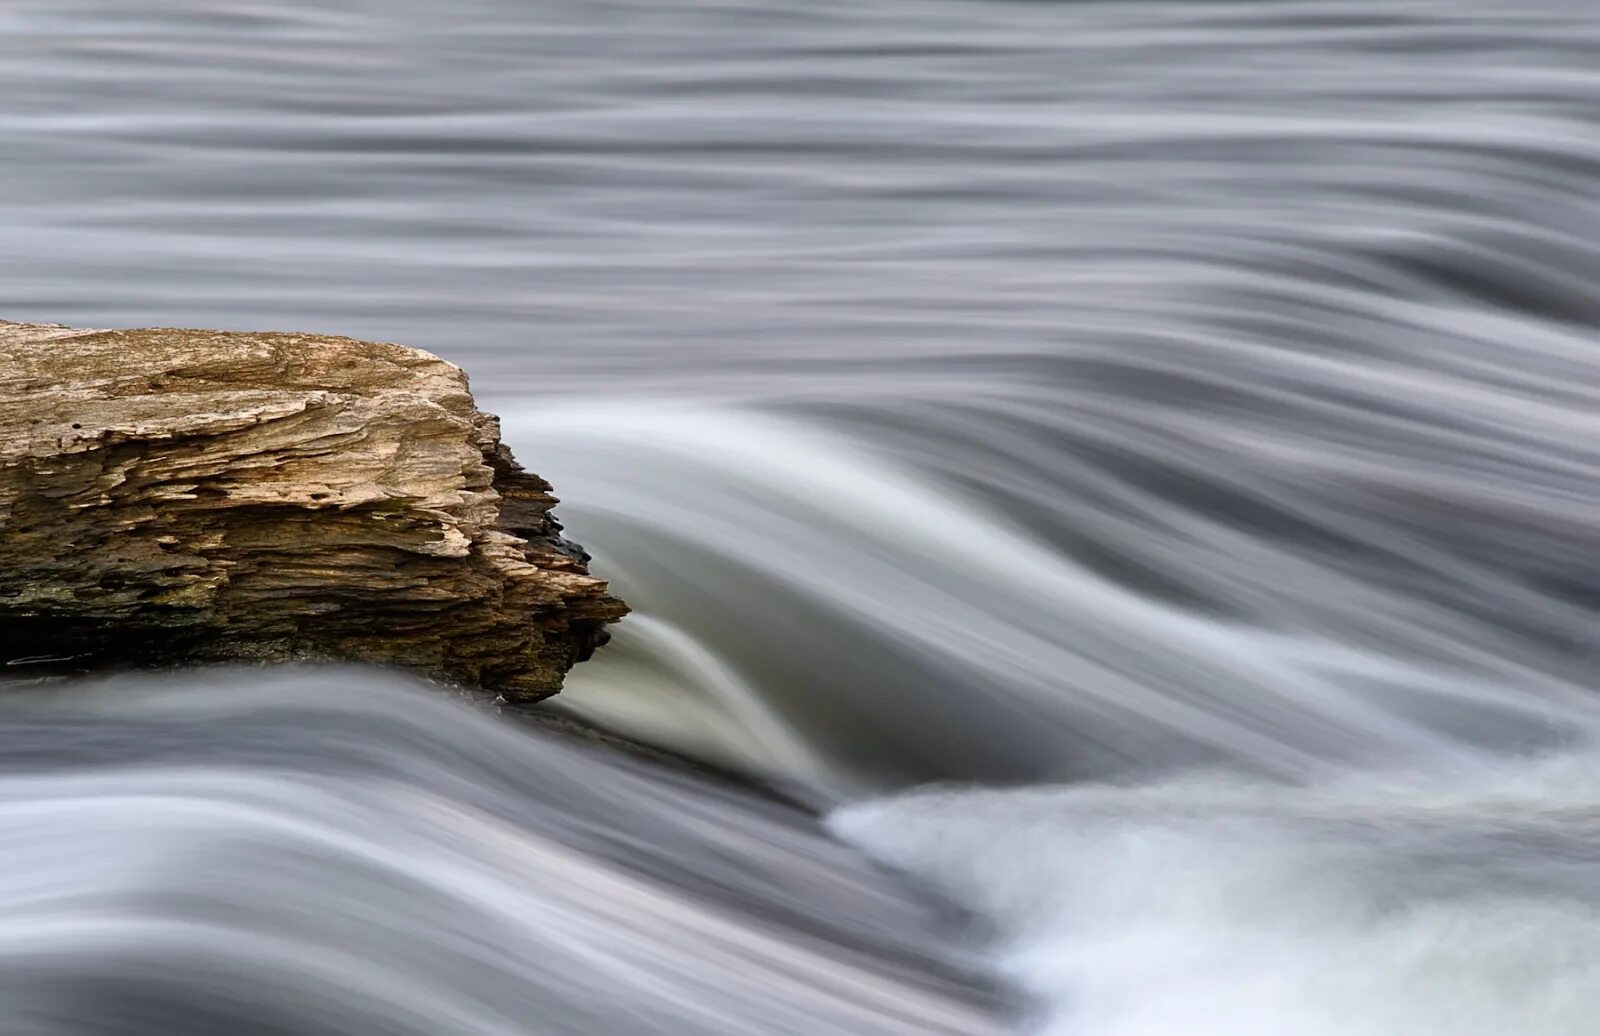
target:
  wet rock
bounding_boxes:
[0,320,627,698]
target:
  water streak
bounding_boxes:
[3,0,1600,1032]
[0,669,1002,1035]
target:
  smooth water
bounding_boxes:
[4,0,1600,1032]
[0,669,1002,1035]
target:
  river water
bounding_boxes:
[3,1,1600,1033]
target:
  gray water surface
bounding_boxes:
[4,1,1600,1033]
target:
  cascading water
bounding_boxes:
[3,0,1599,1032]
[0,670,1004,1035]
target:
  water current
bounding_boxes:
[3,1,1599,1032]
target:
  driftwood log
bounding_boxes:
[0,320,627,699]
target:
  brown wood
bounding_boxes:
[0,320,626,698]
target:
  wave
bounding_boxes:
[0,668,1003,1036]
[505,402,1600,792]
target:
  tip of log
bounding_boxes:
[0,320,628,699]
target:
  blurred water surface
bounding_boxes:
[0,669,1005,1035]
[4,0,1600,1032]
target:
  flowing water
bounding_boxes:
[3,0,1600,1032]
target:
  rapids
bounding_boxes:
[3,0,1599,1032]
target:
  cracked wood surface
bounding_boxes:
[0,320,627,698]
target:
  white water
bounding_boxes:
[836,761,1600,1035]
[5,0,1600,1032]
[838,751,1600,1036]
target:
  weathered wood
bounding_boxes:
[0,320,627,698]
